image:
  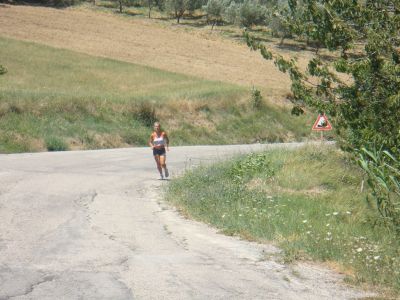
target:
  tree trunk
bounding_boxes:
[119,0,122,13]
[148,0,152,18]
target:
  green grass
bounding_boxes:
[166,145,400,296]
[0,36,312,153]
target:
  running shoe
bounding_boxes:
[164,168,169,178]
[160,173,164,180]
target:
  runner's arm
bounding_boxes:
[164,133,169,151]
[148,134,154,149]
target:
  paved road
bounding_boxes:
[0,144,369,299]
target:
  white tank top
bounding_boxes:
[153,132,166,148]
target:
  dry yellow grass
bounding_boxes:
[0,4,290,96]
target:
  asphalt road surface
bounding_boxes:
[0,144,370,299]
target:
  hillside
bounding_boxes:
[0,4,290,97]
[0,37,312,152]
[0,4,317,153]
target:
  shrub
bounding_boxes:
[45,136,68,151]
[251,87,263,110]
[358,147,400,233]
[223,1,239,25]
[49,0,82,7]
[0,65,6,75]
[204,0,225,29]
[229,153,274,183]
[135,102,157,127]
[238,0,267,28]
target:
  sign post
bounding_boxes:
[312,113,332,140]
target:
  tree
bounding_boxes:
[205,0,225,29]
[116,0,124,12]
[187,0,206,14]
[148,0,154,17]
[239,0,268,28]
[223,1,239,25]
[154,0,165,10]
[246,0,400,230]
[166,0,188,23]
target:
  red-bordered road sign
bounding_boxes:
[312,114,332,131]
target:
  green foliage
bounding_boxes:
[45,136,68,151]
[223,0,268,27]
[238,0,268,27]
[223,1,239,24]
[229,152,274,183]
[52,0,81,6]
[246,1,400,229]
[247,1,400,153]
[0,65,6,75]
[166,0,189,22]
[187,0,205,13]
[205,0,224,28]
[358,146,400,233]
[251,87,263,109]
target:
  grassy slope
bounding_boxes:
[166,145,400,295]
[0,37,312,153]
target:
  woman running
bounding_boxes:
[149,122,169,180]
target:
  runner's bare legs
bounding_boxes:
[154,155,163,178]
[159,155,169,178]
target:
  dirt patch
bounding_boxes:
[0,4,290,96]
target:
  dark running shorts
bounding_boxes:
[153,147,166,156]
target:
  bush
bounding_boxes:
[135,102,157,127]
[229,152,274,183]
[49,0,82,7]
[45,136,68,151]
[223,1,239,24]
[358,147,400,233]
[238,0,267,28]
[204,0,224,28]
[251,87,263,110]
[0,65,6,75]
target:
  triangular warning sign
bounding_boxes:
[312,114,332,131]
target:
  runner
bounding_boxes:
[149,122,169,180]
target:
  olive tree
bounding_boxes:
[205,0,225,29]
[166,0,189,23]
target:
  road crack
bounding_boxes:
[5,275,57,300]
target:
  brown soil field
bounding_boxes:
[0,4,291,98]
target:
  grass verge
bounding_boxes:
[0,37,312,153]
[166,144,400,296]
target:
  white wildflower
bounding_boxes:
[333,212,339,216]
[356,248,363,252]
[302,220,308,223]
